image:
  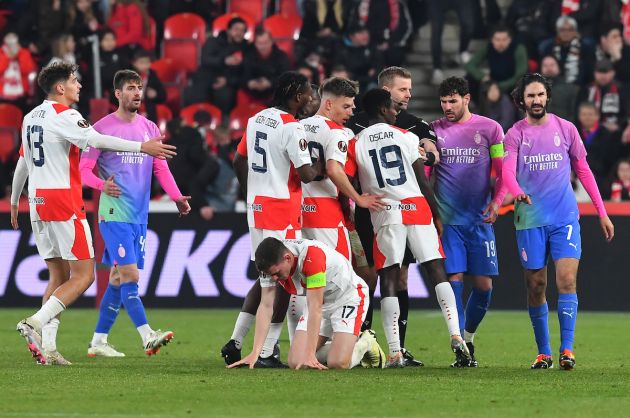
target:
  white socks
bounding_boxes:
[381,296,401,355]
[435,282,462,337]
[315,341,332,364]
[260,322,283,358]
[287,295,306,344]
[230,312,255,350]
[464,330,475,344]
[91,332,108,347]
[350,334,371,368]
[29,296,66,331]
[138,324,153,344]
[42,318,60,352]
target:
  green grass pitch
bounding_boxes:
[1,309,629,418]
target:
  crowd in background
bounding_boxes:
[1,0,630,218]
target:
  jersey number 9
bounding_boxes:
[368,145,407,188]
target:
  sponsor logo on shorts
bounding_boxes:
[384,203,417,211]
[249,203,263,212]
[521,248,528,262]
[301,204,316,213]
[28,197,45,205]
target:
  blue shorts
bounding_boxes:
[442,224,499,276]
[515,219,582,270]
[99,222,147,269]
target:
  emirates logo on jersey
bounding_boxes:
[77,119,90,128]
[338,141,347,152]
[299,138,308,151]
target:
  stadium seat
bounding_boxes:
[155,104,173,133]
[229,102,265,138]
[149,17,157,51]
[212,12,256,41]
[0,103,23,163]
[180,103,222,130]
[277,0,300,17]
[227,0,269,24]
[151,58,187,113]
[263,14,302,62]
[162,13,206,73]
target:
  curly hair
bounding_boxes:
[271,71,310,108]
[362,88,392,119]
[510,73,552,111]
[438,76,469,98]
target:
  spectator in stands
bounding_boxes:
[610,159,630,201]
[333,26,380,93]
[69,0,103,60]
[329,64,350,79]
[464,25,528,101]
[427,0,475,85]
[185,16,249,114]
[596,21,630,83]
[505,0,558,60]
[241,30,290,103]
[540,54,580,123]
[297,0,348,64]
[577,102,620,186]
[47,34,80,71]
[131,49,166,124]
[478,80,517,132]
[580,59,629,133]
[296,63,319,85]
[13,0,72,59]
[0,32,37,112]
[98,27,129,98]
[107,0,153,58]
[558,0,604,41]
[345,0,413,67]
[539,15,595,85]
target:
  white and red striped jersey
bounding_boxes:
[260,239,366,312]
[345,123,432,231]
[299,115,351,228]
[236,107,312,230]
[20,100,95,222]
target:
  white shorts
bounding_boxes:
[31,218,94,261]
[373,223,444,270]
[296,283,368,338]
[302,226,351,262]
[249,227,301,261]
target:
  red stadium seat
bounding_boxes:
[180,103,222,130]
[212,12,256,41]
[148,17,157,51]
[263,14,302,62]
[155,104,173,133]
[278,0,300,17]
[229,102,265,138]
[151,58,187,113]
[0,103,23,163]
[162,13,207,73]
[227,0,269,24]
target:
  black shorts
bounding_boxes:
[354,206,416,267]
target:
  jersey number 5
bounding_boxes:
[368,145,407,188]
[252,131,268,173]
[26,125,45,167]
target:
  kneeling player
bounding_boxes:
[228,238,385,369]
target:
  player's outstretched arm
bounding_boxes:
[228,286,276,369]
[571,158,614,242]
[412,159,443,235]
[233,152,248,195]
[295,287,327,370]
[10,156,27,230]
[326,160,384,211]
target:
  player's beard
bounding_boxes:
[526,103,547,120]
[126,99,141,113]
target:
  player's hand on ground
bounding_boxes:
[10,204,18,230]
[599,216,614,242]
[296,355,328,370]
[357,193,385,211]
[103,175,121,197]
[515,194,532,205]
[176,195,192,217]
[227,352,259,369]
[141,137,177,159]
[482,201,499,223]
